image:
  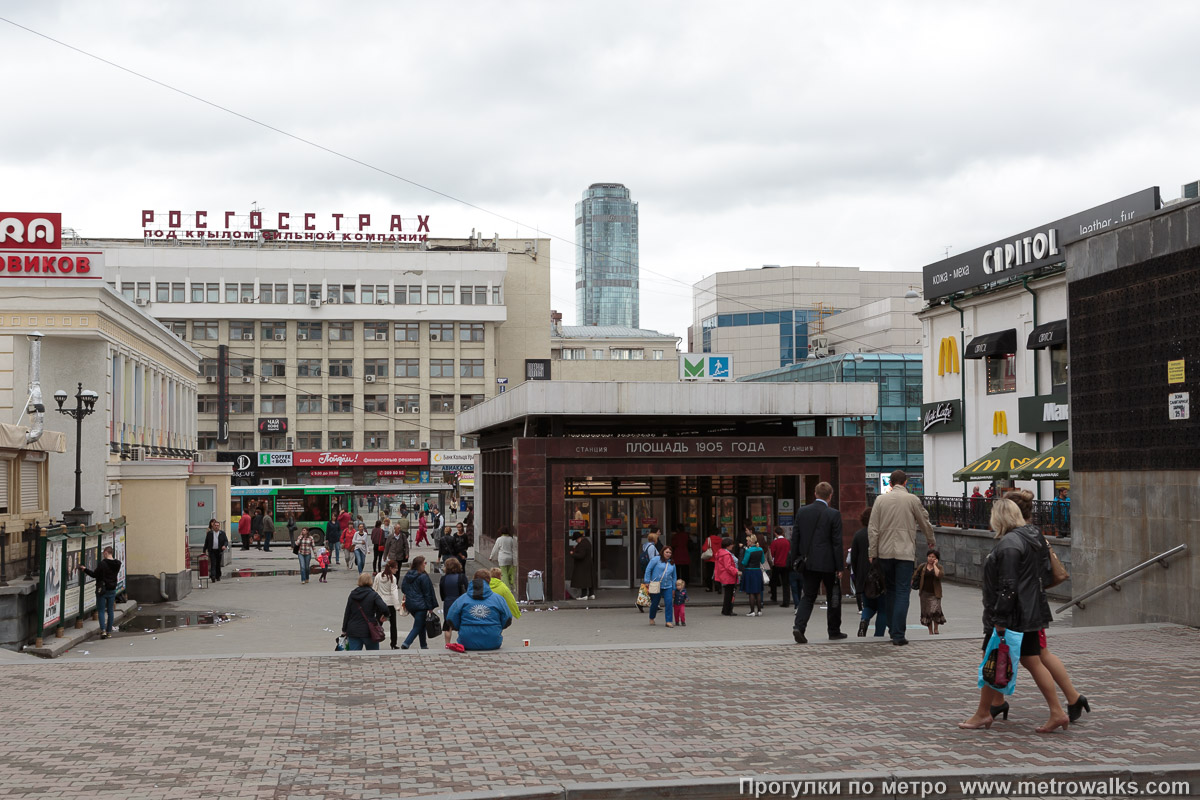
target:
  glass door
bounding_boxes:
[746,495,774,545]
[633,498,665,581]
[711,496,737,541]
[567,499,593,589]
[596,498,630,587]
[677,497,703,584]
[187,486,215,549]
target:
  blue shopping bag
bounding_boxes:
[977,628,1023,695]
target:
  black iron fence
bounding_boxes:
[865,494,1071,538]
[0,520,43,586]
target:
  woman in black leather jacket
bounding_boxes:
[959,498,1069,733]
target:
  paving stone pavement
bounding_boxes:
[1,625,1198,798]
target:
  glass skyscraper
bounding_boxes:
[575,183,639,327]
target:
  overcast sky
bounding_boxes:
[3,2,1199,338]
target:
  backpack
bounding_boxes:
[638,542,655,573]
[864,564,887,600]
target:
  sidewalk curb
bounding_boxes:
[431,763,1200,800]
[22,600,139,658]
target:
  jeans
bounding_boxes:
[879,558,914,642]
[297,554,310,582]
[346,636,379,651]
[262,531,272,552]
[403,610,429,648]
[372,548,384,572]
[98,589,117,633]
[500,564,516,590]
[648,591,674,623]
[327,540,340,566]
[792,570,842,636]
[354,549,366,574]
[860,594,890,636]
[789,571,803,613]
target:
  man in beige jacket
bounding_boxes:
[867,470,936,646]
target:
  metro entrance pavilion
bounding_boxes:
[459,381,877,601]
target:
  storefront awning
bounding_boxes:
[1026,319,1067,350]
[1010,440,1070,481]
[964,329,1017,359]
[952,440,1040,482]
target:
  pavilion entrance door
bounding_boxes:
[632,498,666,583]
[596,498,631,588]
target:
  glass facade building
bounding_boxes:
[700,308,826,367]
[740,353,924,493]
[576,183,639,328]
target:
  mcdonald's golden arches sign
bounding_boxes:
[992,410,1008,436]
[937,337,960,377]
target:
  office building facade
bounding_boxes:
[575,183,639,328]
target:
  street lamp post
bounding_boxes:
[54,383,98,527]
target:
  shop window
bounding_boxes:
[1050,345,1068,387]
[986,354,1017,394]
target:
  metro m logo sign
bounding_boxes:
[683,358,705,378]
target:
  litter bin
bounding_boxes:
[525,570,544,603]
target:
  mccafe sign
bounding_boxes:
[922,188,1160,300]
[921,399,963,434]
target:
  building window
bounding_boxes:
[156,282,170,302]
[229,359,254,378]
[492,286,501,305]
[363,358,389,378]
[225,283,254,304]
[328,431,353,449]
[198,431,218,450]
[1050,345,1068,387]
[610,348,644,360]
[191,283,204,303]
[197,396,219,413]
[986,354,1017,395]
[430,394,455,413]
[297,395,322,413]
[228,395,254,414]
[427,286,443,305]
[460,358,484,378]
[259,283,288,304]
[460,285,488,305]
[166,321,187,339]
[396,285,422,305]
[395,394,419,414]
[593,349,605,360]
[260,434,286,450]
[561,348,585,360]
[193,322,219,340]
[296,431,322,449]
[364,431,389,450]
[230,322,255,341]
[364,322,388,342]
[460,434,479,449]
[262,322,286,341]
[199,359,218,378]
[296,321,322,341]
[341,284,356,304]
[395,429,419,449]
[297,359,322,377]
[429,430,455,449]
[261,359,286,378]
[294,284,321,304]
[329,395,353,413]
[395,322,419,342]
[460,394,484,411]
[394,358,420,378]
[430,359,455,378]
[120,282,135,301]
[364,394,389,413]
[328,322,354,341]
[260,395,286,414]
[652,350,664,360]
[459,322,485,342]
[328,359,353,378]
[228,431,255,449]
[429,323,454,342]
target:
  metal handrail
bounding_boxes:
[1055,544,1188,613]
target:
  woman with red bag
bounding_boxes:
[959,498,1068,733]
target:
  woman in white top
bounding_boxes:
[352,523,371,575]
[372,559,403,649]
[489,526,517,590]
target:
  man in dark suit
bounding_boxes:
[203,519,229,582]
[791,482,847,643]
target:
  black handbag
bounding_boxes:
[425,610,442,639]
[356,601,385,643]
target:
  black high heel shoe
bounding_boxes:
[1067,695,1090,722]
[989,702,1010,720]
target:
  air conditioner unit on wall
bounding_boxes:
[365,375,376,383]
[242,334,253,340]
[274,334,285,341]
[205,376,217,383]
[260,375,270,382]
[241,376,253,383]
[308,299,321,308]
[375,333,386,341]
[376,298,388,305]
[240,297,253,304]
[412,407,420,414]
[297,333,308,340]
[134,297,150,307]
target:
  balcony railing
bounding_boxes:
[866,493,1071,537]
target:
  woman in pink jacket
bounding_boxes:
[712,536,739,617]
[414,513,430,547]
